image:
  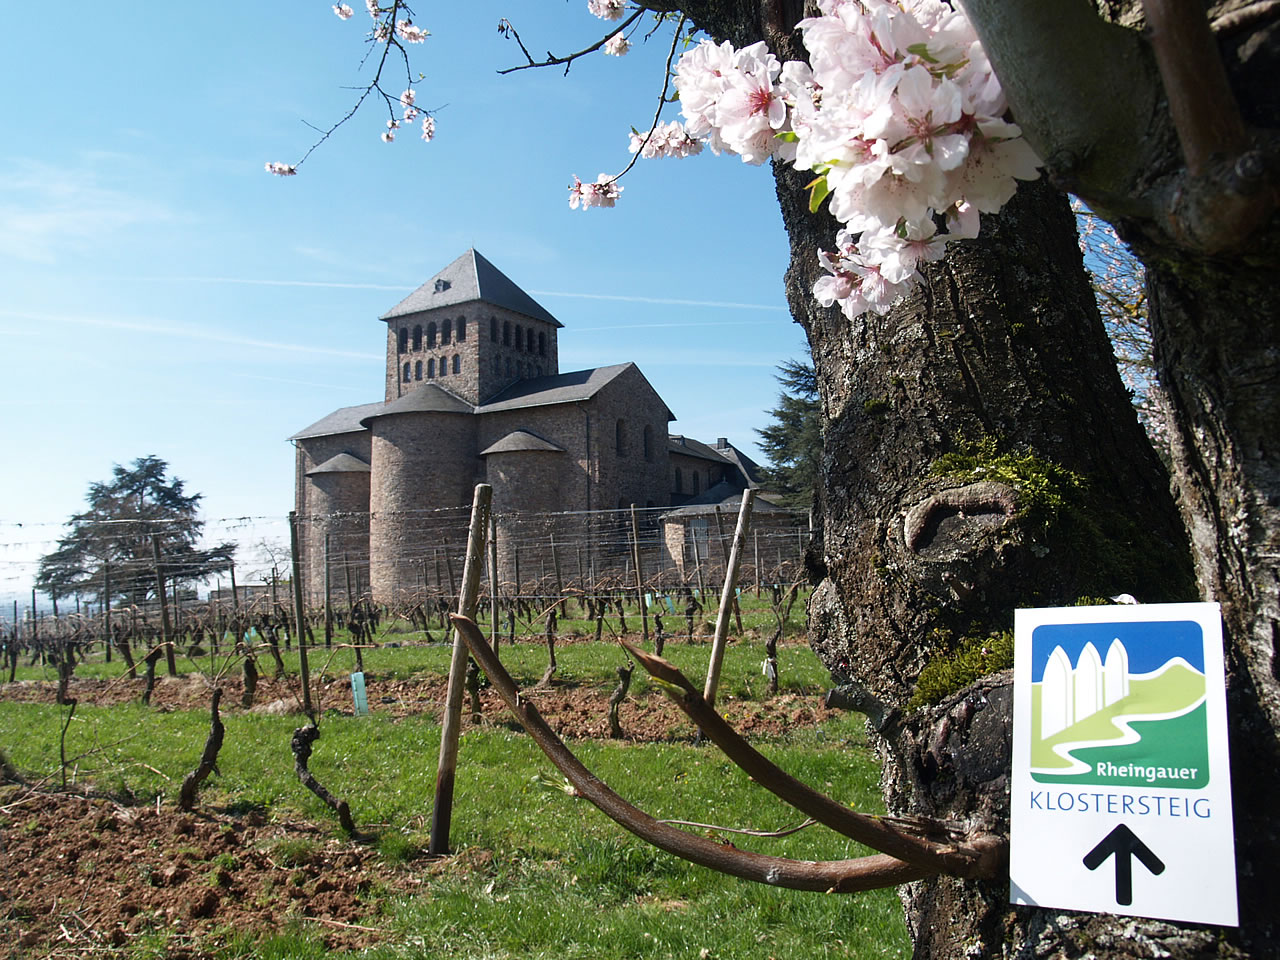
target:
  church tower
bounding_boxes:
[379,249,562,405]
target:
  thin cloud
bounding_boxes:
[0,308,380,361]
[154,277,414,291]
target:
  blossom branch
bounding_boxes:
[606,14,686,184]
[497,9,646,76]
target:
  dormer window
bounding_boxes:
[434,278,450,293]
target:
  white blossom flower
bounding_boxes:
[381,130,396,143]
[628,121,702,159]
[604,32,630,56]
[420,115,436,142]
[396,20,428,43]
[569,174,622,210]
[264,161,297,176]
[588,0,626,21]
[365,0,379,18]
[333,4,354,20]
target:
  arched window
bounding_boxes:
[456,317,466,341]
[538,332,546,357]
[675,468,683,493]
[452,354,460,374]
[441,321,451,345]
[692,472,701,495]
[402,361,411,382]
[440,354,447,374]
[397,328,408,353]
[490,316,498,342]
[643,425,654,462]
[414,360,422,380]
[615,419,626,456]
[503,321,511,346]
[428,358,435,378]
[491,356,499,375]
[515,325,523,352]
[427,322,437,348]
[412,325,423,351]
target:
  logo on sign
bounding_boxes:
[1029,620,1208,789]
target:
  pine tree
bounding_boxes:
[756,353,821,511]
[36,456,234,605]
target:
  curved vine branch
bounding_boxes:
[450,614,931,892]
[620,640,1006,879]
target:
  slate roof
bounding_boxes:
[668,435,734,465]
[661,483,790,517]
[475,363,672,418]
[306,453,371,476]
[479,430,565,456]
[359,383,474,426]
[379,249,562,328]
[289,401,385,441]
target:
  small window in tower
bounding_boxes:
[456,317,466,341]
[440,354,447,375]
[515,325,523,352]
[538,332,546,357]
[414,360,422,380]
[427,322,437,348]
[490,316,498,342]
[441,322,451,345]
[452,353,460,374]
[403,362,411,382]
[692,472,701,495]
[675,468,683,494]
[412,325,423,351]
[398,328,408,353]
[643,425,654,462]
[615,419,626,456]
[428,358,435,378]
[503,321,511,346]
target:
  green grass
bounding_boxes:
[0,601,912,960]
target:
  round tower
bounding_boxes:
[303,453,372,604]
[365,386,477,603]
[481,430,566,591]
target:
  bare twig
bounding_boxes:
[497,10,646,75]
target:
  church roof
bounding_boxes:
[306,453,371,475]
[360,383,474,426]
[289,401,384,440]
[661,483,790,517]
[379,249,563,328]
[668,434,734,464]
[475,363,673,420]
[479,430,565,455]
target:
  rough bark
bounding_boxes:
[655,1,1277,956]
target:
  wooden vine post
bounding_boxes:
[489,515,500,654]
[429,483,492,856]
[703,490,756,710]
[151,535,177,676]
[288,511,313,717]
[630,504,649,644]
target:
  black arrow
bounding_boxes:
[1083,823,1166,906]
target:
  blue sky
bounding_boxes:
[0,4,806,604]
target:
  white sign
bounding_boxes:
[1010,602,1237,925]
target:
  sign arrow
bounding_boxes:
[1083,823,1166,906]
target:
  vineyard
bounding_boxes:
[0,502,910,960]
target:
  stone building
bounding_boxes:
[290,250,765,603]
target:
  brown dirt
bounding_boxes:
[0,784,481,958]
[0,642,835,956]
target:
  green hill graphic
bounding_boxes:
[1031,660,1208,787]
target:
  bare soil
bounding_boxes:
[0,644,835,957]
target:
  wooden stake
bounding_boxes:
[488,515,499,654]
[703,490,756,710]
[429,483,493,856]
[630,504,648,644]
[151,535,176,676]
[323,533,333,648]
[288,511,313,718]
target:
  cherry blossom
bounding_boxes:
[396,20,428,43]
[332,4,354,20]
[569,174,622,210]
[659,0,1042,315]
[264,162,297,177]
[588,0,627,21]
[420,115,436,142]
[604,32,631,56]
[628,121,703,159]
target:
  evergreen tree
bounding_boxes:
[756,352,821,510]
[36,456,234,605]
